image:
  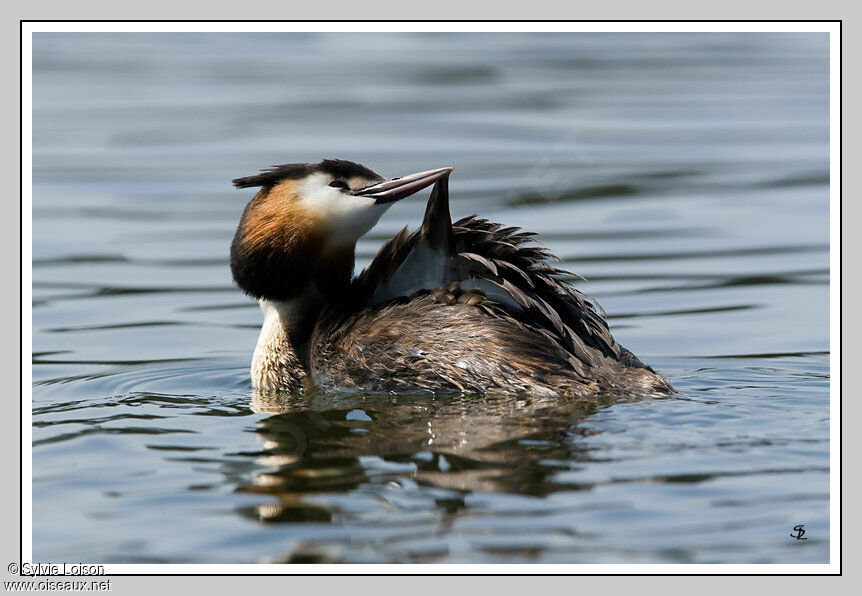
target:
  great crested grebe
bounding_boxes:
[230,159,673,397]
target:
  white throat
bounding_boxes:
[250,299,310,391]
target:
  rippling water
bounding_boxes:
[31,32,830,564]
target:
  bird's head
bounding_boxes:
[230,159,453,301]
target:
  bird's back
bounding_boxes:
[310,177,673,398]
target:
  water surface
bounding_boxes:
[32,32,830,564]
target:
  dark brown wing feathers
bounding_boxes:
[350,177,623,374]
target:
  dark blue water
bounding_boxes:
[31,32,830,564]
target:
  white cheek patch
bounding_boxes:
[298,173,390,247]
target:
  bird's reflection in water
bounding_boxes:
[238,388,616,532]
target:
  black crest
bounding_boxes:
[232,159,384,189]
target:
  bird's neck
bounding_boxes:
[246,244,357,391]
[251,289,325,391]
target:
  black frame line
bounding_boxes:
[19,18,842,578]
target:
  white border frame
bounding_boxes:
[21,20,841,575]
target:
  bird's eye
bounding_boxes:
[329,180,349,190]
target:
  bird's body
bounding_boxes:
[231,159,672,398]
